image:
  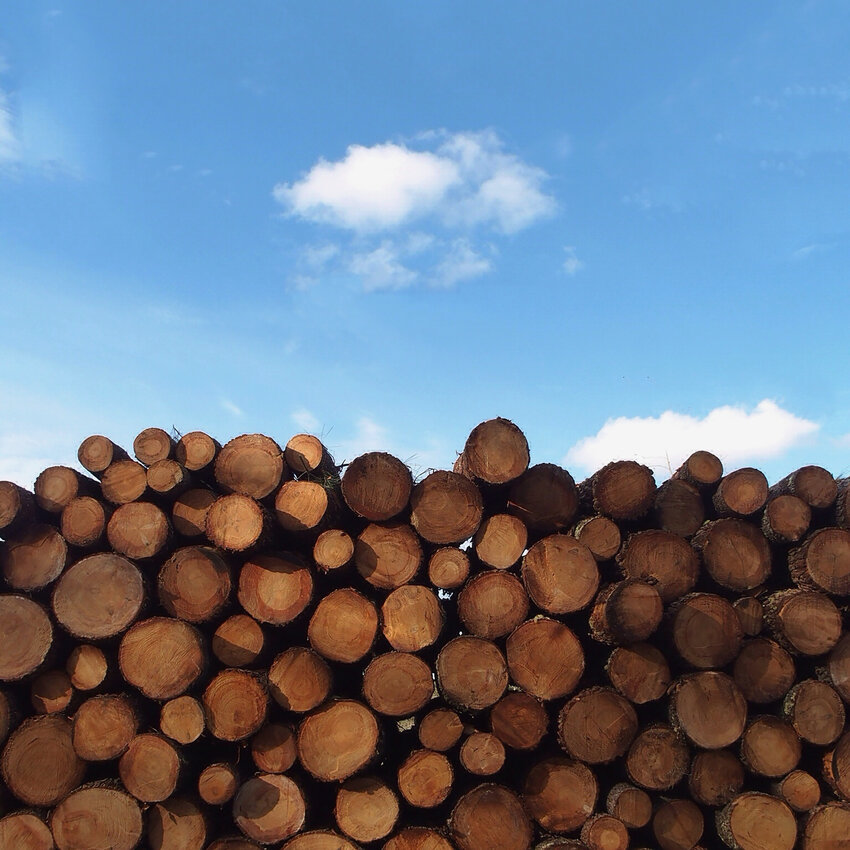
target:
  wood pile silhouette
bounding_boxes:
[2,418,850,849]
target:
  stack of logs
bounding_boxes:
[2,418,850,850]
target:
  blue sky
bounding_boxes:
[1,1,849,486]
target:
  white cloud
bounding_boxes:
[565,400,819,477]
[349,243,417,291]
[791,242,833,261]
[0,89,19,162]
[291,408,320,432]
[563,246,583,276]
[302,243,340,269]
[220,398,244,417]
[432,239,491,288]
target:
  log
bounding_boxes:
[30,669,73,714]
[232,774,306,844]
[213,614,265,667]
[570,514,621,561]
[716,793,796,850]
[341,452,412,521]
[410,471,483,545]
[459,732,505,775]
[34,466,96,514]
[209,838,263,850]
[762,494,811,543]
[427,546,470,589]
[617,529,699,602]
[589,579,662,645]
[381,585,444,652]
[770,465,837,509]
[740,715,801,777]
[160,695,205,744]
[557,687,638,764]
[77,434,129,476]
[133,427,175,465]
[457,418,529,485]
[203,669,268,741]
[450,784,532,850]
[789,527,850,595]
[625,724,690,790]
[732,638,795,703]
[691,519,771,592]
[506,618,584,701]
[0,690,11,746]
[472,513,527,569]
[72,694,138,761]
[0,523,66,591]
[100,459,148,505]
[507,463,578,536]
[652,800,703,850]
[0,595,52,681]
[159,545,232,623]
[397,749,453,808]
[0,812,54,850]
[172,487,217,537]
[146,459,193,500]
[436,636,508,710]
[774,769,821,812]
[335,776,399,843]
[606,642,671,704]
[268,647,332,713]
[829,632,850,702]
[106,501,171,560]
[801,802,850,849]
[689,749,745,807]
[237,552,312,625]
[522,756,597,833]
[61,495,109,549]
[198,763,239,805]
[118,733,180,802]
[0,481,36,537]
[285,433,334,476]
[355,522,422,590]
[581,814,629,850]
[174,430,220,474]
[362,652,434,717]
[669,672,747,749]
[732,596,763,636]
[383,827,454,850]
[205,494,269,552]
[419,707,464,752]
[521,534,599,614]
[606,783,652,829]
[783,680,845,746]
[712,467,768,517]
[146,797,207,850]
[312,528,354,571]
[580,460,656,521]
[837,478,850,528]
[457,570,529,639]
[670,592,743,669]
[214,434,285,499]
[489,691,547,751]
[672,450,723,489]
[764,589,842,656]
[308,588,378,663]
[50,785,142,850]
[274,480,331,533]
[251,722,297,773]
[654,479,705,538]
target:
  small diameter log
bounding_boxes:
[691,519,772,593]
[238,552,312,625]
[213,614,265,667]
[581,814,629,850]
[341,452,412,521]
[159,545,231,623]
[209,839,263,850]
[285,433,334,475]
[783,680,845,746]
[670,593,743,669]
[382,585,443,652]
[335,776,399,843]
[557,687,638,764]
[214,433,285,499]
[0,523,66,591]
[308,588,378,663]
[506,463,578,536]
[490,691,548,751]
[654,479,705,538]
[100,459,148,505]
[762,494,811,544]
[119,617,204,700]
[355,522,422,590]
[450,784,532,850]
[801,802,850,849]
[458,570,529,639]
[773,769,821,812]
[160,695,205,744]
[410,471,483,545]
[383,828,454,850]
[172,487,217,537]
[789,527,850,595]
[732,638,795,704]
[50,786,142,850]
[581,460,656,521]
[717,793,797,850]
[363,652,434,717]
[313,529,354,571]
[522,757,597,833]
[61,496,109,549]
[297,699,379,781]
[397,749,453,808]
[589,579,662,645]
[0,813,54,850]
[607,783,652,829]
[72,694,138,760]
[269,647,332,713]
[232,774,306,844]
[0,481,35,536]
[625,724,689,791]
[740,716,801,777]
[198,763,239,805]
[0,595,52,681]
[419,708,463,752]
[830,633,850,701]
[146,797,207,850]
[571,514,621,561]
[652,800,703,850]
[459,732,505,776]
[473,513,527,569]
[457,418,530,485]
[771,465,837,509]
[146,459,193,500]
[175,430,220,474]
[107,501,171,560]
[133,427,175,465]
[34,465,96,513]
[829,732,850,800]
[78,434,129,476]
[669,672,747,750]
[436,636,508,710]
[119,733,180,802]
[689,749,745,807]
[764,589,842,656]
[203,669,268,741]
[275,480,330,533]
[673,450,723,489]
[506,618,585,701]
[66,650,108,702]
[30,669,73,714]
[617,529,699,602]
[428,547,470,590]
[205,494,269,552]
[733,596,763,636]
[284,833,358,850]
[712,468,768,517]
[1,715,84,807]
[606,642,671,704]
[522,534,599,614]
[251,722,297,773]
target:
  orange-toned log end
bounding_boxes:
[335,776,399,843]
[789,528,850,596]
[382,585,443,652]
[571,514,621,561]
[72,694,138,761]
[34,465,92,513]
[459,418,530,485]
[411,470,483,545]
[713,467,769,517]
[589,579,662,645]
[382,827,454,850]
[297,700,379,781]
[175,430,220,473]
[459,732,505,776]
[784,680,845,746]
[0,813,54,850]
[490,691,548,751]
[473,513,527,569]
[208,838,263,850]
[172,487,217,537]
[251,722,297,774]
[1,715,84,807]
[107,501,171,560]
[30,669,73,714]
[617,529,699,602]
[428,547,470,589]
[522,534,600,615]
[670,672,747,749]
[506,617,585,701]
[670,592,743,669]
[625,724,689,791]
[269,647,332,713]
[0,595,52,681]
[763,494,811,543]
[587,460,656,521]
[275,480,329,533]
[285,433,333,475]
[308,588,378,663]
[458,570,529,639]
[146,797,207,850]
[397,750,453,808]
[363,652,433,717]
[50,786,142,850]
[119,617,204,700]
[160,695,205,744]
[205,494,267,552]
[506,463,578,536]
[100,459,148,505]
[341,451,412,521]
[652,800,703,850]
[449,783,534,850]
[418,708,463,752]
[673,450,723,488]
[355,522,422,590]
[313,528,354,571]
[213,614,265,667]
[283,831,359,850]
[654,479,705,538]
[689,749,745,807]
[607,783,652,829]
[204,669,268,741]
[146,458,192,498]
[119,733,181,802]
[61,496,108,549]
[606,642,672,704]
[159,545,232,623]
[238,552,312,625]
[198,762,239,805]
[717,793,797,850]
[558,687,638,764]
[436,636,508,710]
[581,814,629,850]
[1,523,67,591]
[0,481,35,535]
[522,756,597,833]
[740,716,801,778]
[691,519,771,593]
[774,769,821,813]
[732,638,795,704]
[232,773,306,844]
[801,802,850,849]
[133,427,175,465]
[78,434,128,476]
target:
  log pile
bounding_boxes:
[2,419,850,849]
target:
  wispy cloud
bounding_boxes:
[565,400,819,478]
[349,243,417,292]
[291,408,320,432]
[563,246,583,276]
[220,398,244,417]
[791,242,834,261]
[0,88,19,163]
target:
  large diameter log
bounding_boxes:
[473,513,527,569]
[672,450,723,488]
[459,732,505,776]
[0,813,54,850]
[801,802,850,850]
[625,724,689,790]
[418,708,463,752]
[50,786,142,850]
[762,494,811,543]
[308,588,378,663]
[297,699,379,781]
[175,430,220,474]
[457,418,529,485]
[450,784,532,850]
[771,465,837,509]
[251,722,297,774]
[606,642,671,704]
[436,636,508,710]
[617,529,699,602]
[716,793,796,850]
[172,488,217,537]
[158,545,231,623]
[732,638,795,703]
[335,776,399,843]
[1,523,66,591]
[506,618,584,701]
[689,749,745,807]
[410,471,483,544]
[146,797,207,850]
[522,757,597,833]
[654,479,705,538]
[52,554,144,640]
[34,466,96,513]
[427,547,470,589]
[238,553,312,625]
[557,687,638,764]
[100,459,148,505]
[78,434,129,476]
[232,774,306,844]
[397,749,454,808]
[490,691,548,751]
[204,669,268,741]
[119,617,204,700]
[119,733,180,802]
[205,494,269,551]
[789,527,850,595]
[691,518,772,592]
[740,716,801,777]
[341,452,412,521]
[107,501,171,560]
[589,579,662,645]
[61,496,109,549]
[652,800,703,850]
[381,585,443,652]
[274,480,331,533]
[764,589,842,656]
[269,647,332,713]
[355,522,422,589]
[712,468,768,517]
[506,463,578,536]
[363,652,433,717]
[570,514,621,561]
[71,694,138,760]
[214,434,285,499]
[0,481,36,536]
[580,460,656,521]
[133,427,175,465]
[0,595,53,681]
[669,671,747,749]
[458,570,529,639]
[522,534,599,614]
[670,593,743,669]
[213,614,265,667]
[160,695,205,744]
[783,680,845,746]
[1,715,84,806]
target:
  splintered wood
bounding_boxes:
[2,417,850,849]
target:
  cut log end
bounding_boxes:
[341,451,412,521]
[459,418,530,485]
